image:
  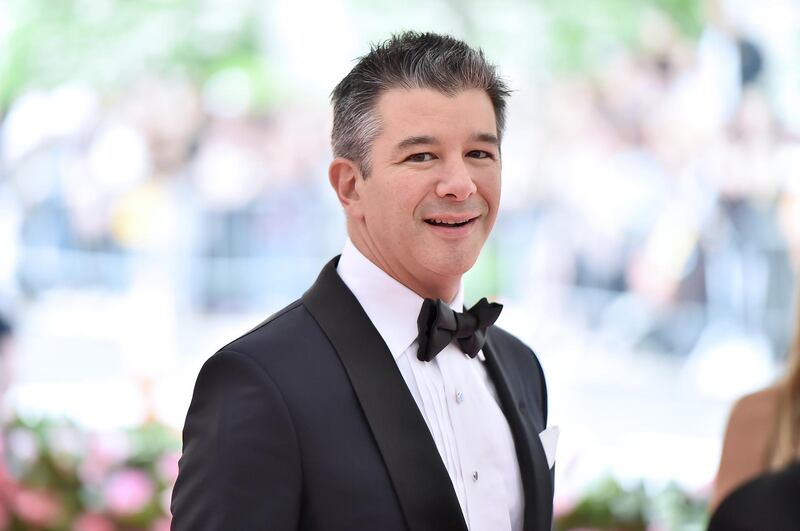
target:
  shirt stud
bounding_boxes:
[455,391,465,404]
[472,471,479,482]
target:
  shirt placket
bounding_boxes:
[438,347,513,531]
[407,352,468,515]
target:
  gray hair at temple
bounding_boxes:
[330,31,511,177]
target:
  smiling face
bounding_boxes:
[331,87,501,301]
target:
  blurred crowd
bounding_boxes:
[0,76,338,313]
[514,9,799,375]
[1,8,797,352]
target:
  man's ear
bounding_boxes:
[329,157,364,219]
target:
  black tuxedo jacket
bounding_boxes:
[171,257,553,531]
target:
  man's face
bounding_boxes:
[352,87,501,298]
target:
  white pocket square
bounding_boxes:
[538,426,559,469]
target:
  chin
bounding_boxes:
[422,248,481,278]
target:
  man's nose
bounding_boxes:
[435,158,477,201]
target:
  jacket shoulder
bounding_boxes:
[487,325,537,358]
[219,299,323,359]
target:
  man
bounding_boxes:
[172,31,554,531]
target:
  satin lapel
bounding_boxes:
[302,258,468,531]
[482,334,553,531]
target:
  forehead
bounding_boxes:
[373,88,497,141]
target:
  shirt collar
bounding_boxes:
[336,238,465,360]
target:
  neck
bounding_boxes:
[347,234,460,303]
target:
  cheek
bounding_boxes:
[480,177,501,209]
[365,189,419,238]
[383,187,424,220]
[365,175,435,230]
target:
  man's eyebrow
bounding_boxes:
[473,133,499,145]
[395,135,439,152]
[394,133,499,152]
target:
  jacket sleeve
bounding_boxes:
[171,349,302,530]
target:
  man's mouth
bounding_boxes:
[423,216,478,228]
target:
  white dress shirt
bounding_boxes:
[337,239,524,531]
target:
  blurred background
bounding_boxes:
[1,0,799,528]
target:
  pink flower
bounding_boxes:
[74,512,115,531]
[104,468,154,516]
[151,516,172,531]
[156,452,180,483]
[80,434,129,486]
[0,503,10,530]
[13,488,62,527]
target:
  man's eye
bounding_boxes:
[467,150,493,159]
[405,153,435,163]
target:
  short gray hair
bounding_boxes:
[331,31,511,177]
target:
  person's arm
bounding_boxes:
[710,388,776,512]
[171,349,302,530]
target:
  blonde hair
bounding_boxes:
[767,282,800,469]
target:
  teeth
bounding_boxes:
[430,218,470,225]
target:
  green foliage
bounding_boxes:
[555,476,709,530]
[556,478,649,531]
[0,0,706,113]
[649,482,709,530]
[540,0,703,73]
[0,0,272,112]
[1,416,180,530]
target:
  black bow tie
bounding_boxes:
[415,297,503,362]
